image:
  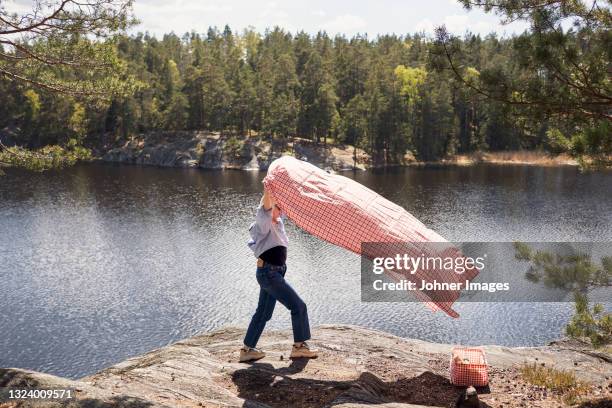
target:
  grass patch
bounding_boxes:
[520,362,591,405]
[484,150,576,165]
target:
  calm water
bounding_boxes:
[1,163,610,379]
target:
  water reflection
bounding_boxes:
[0,163,610,378]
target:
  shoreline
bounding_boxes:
[405,151,579,168]
[95,131,585,172]
[1,325,609,407]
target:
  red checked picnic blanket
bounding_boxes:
[263,156,479,318]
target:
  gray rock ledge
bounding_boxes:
[1,325,610,407]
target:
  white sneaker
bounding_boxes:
[239,347,265,362]
[290,342,318,359]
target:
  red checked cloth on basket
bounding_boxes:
[450,348,489,386]
[263,156,480,318]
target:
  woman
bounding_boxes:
[240,187,318,362]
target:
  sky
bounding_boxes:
[3,0,531,38]
[130,0,531,38]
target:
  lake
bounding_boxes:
[1,163,610,379]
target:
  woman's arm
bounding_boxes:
[261,188,275,210]
[250,187,275,237]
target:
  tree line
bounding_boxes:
[1,2,609,165]
[0,27,543,162]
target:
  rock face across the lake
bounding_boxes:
[101,132,370,171]
[1,325,610,408]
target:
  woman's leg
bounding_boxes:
[243,284,277,348]
[262,266,311,343]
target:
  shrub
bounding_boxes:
[520,363,591,405]
[225,136,244,159]
[566,292,612,348]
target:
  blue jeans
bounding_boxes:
[243,263,311,348]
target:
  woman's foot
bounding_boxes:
[239,347,266,362]
[290,342,318,359]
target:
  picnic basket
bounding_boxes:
[450,347,489,387]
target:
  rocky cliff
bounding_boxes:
[1,325,610,408]
[100,132,371,171]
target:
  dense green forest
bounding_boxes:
[1,1,610,166]
[0,28,560,161]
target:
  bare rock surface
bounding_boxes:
[1,325,610,408]
[100,132,369,171]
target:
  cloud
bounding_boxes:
[445,15,508,36]
[253,1,294,31]
[414,16,470,35]
[124,0,530,39]
[414,19,434,33]
[471,20,501,34]
[4,0,62,13]
[258,1,282,18]
[321,14,367,35]
[443,15,469,32]
[133,1,234,19]
[132,0,235,35]
[413,14,506,36]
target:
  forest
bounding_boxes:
[0,1,610,165]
